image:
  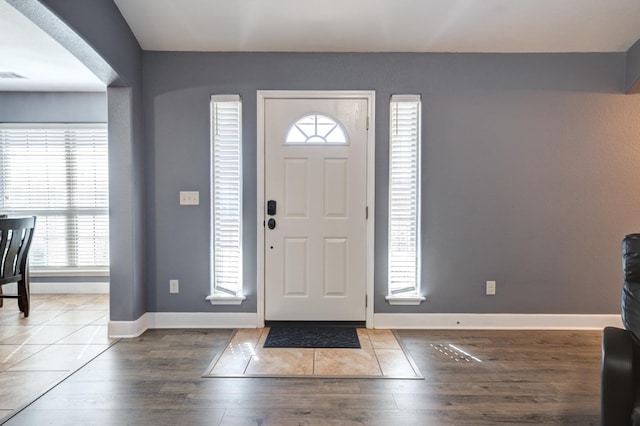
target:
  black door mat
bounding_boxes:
[263,326,361,348]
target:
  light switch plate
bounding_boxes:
[486,280,496,295]
[179,191,199,205]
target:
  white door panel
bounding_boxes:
[264,98,368,321]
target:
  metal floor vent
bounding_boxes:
[0,72,25,79]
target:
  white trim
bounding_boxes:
[206,295,246,305]
[106,312,619,338]
[390,94,421,103]
[256,90,376,328]
[149,312,258,329]
[3,281,109,294]
[385,295,426,306]
[107,312,259,338]
[365,94,376,329]
[210,94,240,103]
[31,269,109,277]
[373,313,623,330]
[108,314,150,338]
[0,123,107,130]
[256,93,266,328]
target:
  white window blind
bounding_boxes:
[210,95,243,301]
[0,124,109,272]
[388,95,421,298]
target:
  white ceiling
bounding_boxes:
[114,0,640,53]
[1,0,640,92]
[0,1,105,92]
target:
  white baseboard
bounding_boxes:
[108,314,151,338]
[107,311,623,338]
[108,312,259,338]
[148,312,259,329]
[373,313,623,330]
[3,282,109,294]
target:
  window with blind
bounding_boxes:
[207,95,245,304]
[0,124,109,273]
[387,95,425,304]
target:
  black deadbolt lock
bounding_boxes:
[267,200,277,216]
[267,218,276,229]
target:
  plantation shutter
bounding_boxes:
[0,124,109,271]
[388,95,421,296]
[211,95,243,297]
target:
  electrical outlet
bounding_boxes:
[170,279,179,293]
[486,280,496,296]
[179,191,199,205]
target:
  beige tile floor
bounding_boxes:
[0,293,114,420]
[205,327,422,379]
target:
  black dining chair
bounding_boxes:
[0,216,36,317]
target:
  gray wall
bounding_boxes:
[144,51,640,316]
[31,0,146,321]
[8,0,640,319]
[627,38,640,93]
[0,92,106,122]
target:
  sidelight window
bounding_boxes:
[387,95,425,305]
[208,95,245,304]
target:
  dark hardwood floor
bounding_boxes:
[2,328,602,425]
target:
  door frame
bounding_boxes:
[256,90,375,328]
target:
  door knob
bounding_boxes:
[267,218,276,229]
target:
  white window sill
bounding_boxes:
[385,295,426,306]
[206,295,246,305]
[30,268,109,278]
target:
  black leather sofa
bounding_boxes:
[602,234,640,426]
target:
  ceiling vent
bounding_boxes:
[0,72,26,79]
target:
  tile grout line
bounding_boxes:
[0,295,114,423]
[0,317,93,374]
[244,329,264,375]
[391,329,424,378]
[0,340,119,425]
[203,328,424,379]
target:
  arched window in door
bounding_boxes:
[285,114,348,144]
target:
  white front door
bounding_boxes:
[263,97,369,321]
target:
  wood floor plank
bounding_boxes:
[4,328,603,425]
[183,392,398,410]
[219,408,444,426]
[3,408,226,426]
